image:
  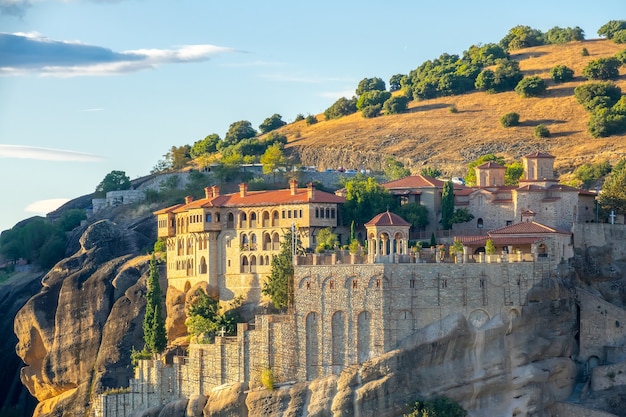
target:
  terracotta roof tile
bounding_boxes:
[476,161,505,169]
[365,211,410,227]
[153,204,184,215]
[489,221,569,235]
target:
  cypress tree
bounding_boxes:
[441,180,455,230]
[143,254,167,353]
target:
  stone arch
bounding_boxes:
[587,355,601,374]
[227,212,235,228]
[272,232,280,251]
[250,233,257,250]
[199,256,207,274]
[394,231,405,255]
[262,211,270,228]
[344,276,359,289]
[298,276,313,289]
[240,233,249,249]
[332,311,346,372]
[265,255,270,265]
[250,255,257,273]
[368,275,389,289]
[241,255,249,273]
[322,275,337,290]
[263,232,271,251]
[305,312,320,380]
[259,256,264,266]
[468,309,490,329]
[272,210,280,227]
[239,212,248,228]
[357,311,371,363]
[250,211,257,228]
[396,310,414,346]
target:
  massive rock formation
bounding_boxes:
[14,219,153,417]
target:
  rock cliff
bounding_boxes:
[14,219,154,417]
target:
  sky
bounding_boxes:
[0,0,623,233]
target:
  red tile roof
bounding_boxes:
[476,161,505,169]
[524,152,555,159]
[157,185,345,213]
[489,221,569,235]
[153,204,184,215]
[383,175,444,188]
[457,236,544,246]
[365,211,410,227]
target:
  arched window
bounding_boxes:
[477,218,483,228]
[227,212,235,228]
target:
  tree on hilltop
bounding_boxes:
[259,114,287,134]
[324,96,357,120]
[598,20,626,40]
[95,170,131,197]
[221,120,257,149]
[190,134,221,158]
[356,77,386,95]
[499,25,544,50]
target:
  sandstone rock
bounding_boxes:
[205,382,248,417]
[186,394,207,417]
[158,398,188,417]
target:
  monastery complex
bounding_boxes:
[94,152,606,416]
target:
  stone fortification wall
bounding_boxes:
[293,262,547,381]
[578,290,626,364]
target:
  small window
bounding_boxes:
[375,278,381,288]
[441,279,447,288]
[331,208,335,219]
[352,280,358,289]
[329,280,335,290]
[288,210,292,218]
[477,218,483,228]
[206,213,212,223]
[480,278,485,288]
[410,279,416,289]
[506,220,513,226]
[315,208,319,218]
[299,210,303,217]
[282,210,286,219]
[306,281,311,290]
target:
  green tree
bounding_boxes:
[493,59,523,91]
[599,161,626,213]
[384,157,411,180]
[315,227,338,252]
[441,181,455,230]
[260,143,288,181]
[95,170,131,197]
[421,167,442,178]
[500,112,520,127]
[475,69,496,92]
[324,96,357,119]
[450,207,474,225]
[383,96,409,114]
[190,134,221,158]
[143,254,166,354]
[394,203,429,230]
[582,58,621,80]
[534,124,550,138]
[222,120,257,148]
[213,151,243,183]
[356,90,392,110]
[574,161,612,189]
[361,104,382,118]
[550,65,574,83]
[515,76,546,98]
[616,49,626,65]
[262,229,298,309]
[598,20,626,39]
[294,114,305,122]
[404,397,467,417]
[504,161,524,186]
[588,107,626,138]
[305,114,318,125]
[499,25,545,50]
[356,77,386,95]
[165,145,192,170]
[342,175,395,227]
[464,154,505,186]
[545,26,585,44]
[463,43,508,66]
[485,239,496,255]
[612,30,626,44]
[57,208,86,232]
[259,113,287,134]
[389,74,405,92]
[574,82,622,111]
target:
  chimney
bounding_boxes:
[185,195,194,204]
[204,187,212,199]
[289,178,298,195]
[307,182,315,200]
[239,183,248,197]
[212,185,220,197]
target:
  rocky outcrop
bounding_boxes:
[14,219,153,417]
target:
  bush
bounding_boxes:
[598,20,626,40]
[324,96,357,120]
[383,96,409,114]
[404,397,467,417]
[361,104,381,118]
[305,114,317,125]
[515,76,546,98]
[616,49,626,65]
[581,47,589,56]
[260,368,274,390]
[448,105,458,113]
[574,82,622,111]
[294,114,304,122]
[582,58,621,80]
[534,124,550,138]
[589,107,626,138]
[550,65,574,83]
[614,30,626,44]
[500,112,520,127]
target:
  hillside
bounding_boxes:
[277,39,626,179]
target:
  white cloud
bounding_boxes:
[0,144,104,161]
[0,32,238,77]
[25,198,70,214]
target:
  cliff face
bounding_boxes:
[14,219,153,417]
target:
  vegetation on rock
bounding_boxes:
[143,254,167,354]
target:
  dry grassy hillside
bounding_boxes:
[276,39,626,178]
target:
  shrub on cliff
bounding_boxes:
[404,396,467,417]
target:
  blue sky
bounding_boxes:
[0,0,622,233]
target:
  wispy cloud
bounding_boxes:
[0,32,237,77]
[82,108,104,112]
[0,0,126,17]
[25,198,70,214]
[0,144,104,161]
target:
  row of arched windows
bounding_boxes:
[240,231,281,251]
[240,254,271,273]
